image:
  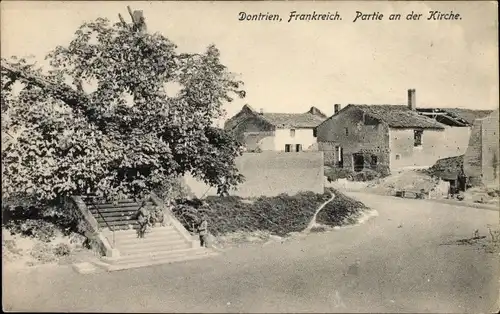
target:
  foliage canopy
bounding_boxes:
[1,15,245,205]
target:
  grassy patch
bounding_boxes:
[172,191,332,237]
[315,188,369,227]
[310,225,328,233]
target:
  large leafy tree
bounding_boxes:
[1,12,245,205]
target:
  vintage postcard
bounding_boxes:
[1,0,498,313]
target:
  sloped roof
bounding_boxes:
[436,108,493,125]
[260,112,326,128]
[225,105,327,130]
[416,108,494,127]
[353,104,446,129]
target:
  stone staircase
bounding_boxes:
[78,196,218,272]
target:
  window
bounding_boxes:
[313,128,317,138]
[345,128,349,136]
[414,130,423,147]
[364,115,378,125]
[395,154,401,160]
[290,129,296,137]
[285,144,292,152]
[295,144,302,152]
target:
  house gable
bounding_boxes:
[224,105,273,132]
[225,105,326,132]
[316,104,445,133]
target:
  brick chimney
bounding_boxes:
[334,104,341,114]
[259,108,264,114]
[408,89,416,110]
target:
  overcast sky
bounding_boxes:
[1,1,498,121]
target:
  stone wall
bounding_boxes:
[480,110,499,187]
[389,127,468,171]
[184,151,325,198]
[316,106,390,171]
[464,110,499,188]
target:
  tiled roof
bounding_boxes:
[225,105,327,130]
[353,104,446,129]
[260,112,326,128]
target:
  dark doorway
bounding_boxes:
[353,153,364,172]
[458,174,467,191]
[370,155,378,170]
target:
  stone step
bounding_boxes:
[113,233,185,246]
[105,226,179,237]
[95,201,151,207]
[89,205,143,213]
[103,247,208,265]
[91,210,138,218]
[103,227,187,245]
[115,236,187,248]
[94,215,137,223]
[96,248,218,271]
[101,224,139,231]
[97,220,139,228]
[118,241,192,256]
[82,196,150,204]
[72,262,100,275]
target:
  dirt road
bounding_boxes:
[3,192,499,313]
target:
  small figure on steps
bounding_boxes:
[197,215,209,248]
[136,200,150,238]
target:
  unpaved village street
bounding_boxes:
[3,193,499,313]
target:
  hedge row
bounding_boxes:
[172,189,369,237]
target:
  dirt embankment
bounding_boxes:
[2,228,93,269]
[365,170,440,196]
[171,189,371,248]
[2,206,94,270]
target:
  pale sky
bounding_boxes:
[1,1,498,121]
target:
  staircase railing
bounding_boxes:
[88,199,116,247]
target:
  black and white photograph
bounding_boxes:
[1,1,499,312]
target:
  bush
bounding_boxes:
[53,243,71,256]
[2,198,90,243]
[316,188,369,226]
[5,219,58,243]
[172,191,332,237]
[325,168,355,182]
[326,168,382,182]
[153,178,196,202]
[352,169,381,182]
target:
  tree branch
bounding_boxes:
[1,62,93,117]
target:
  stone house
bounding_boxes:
[315,100,445,173]
[464,109,500,188]
[314,89,493,173]
[224,105,327,152]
